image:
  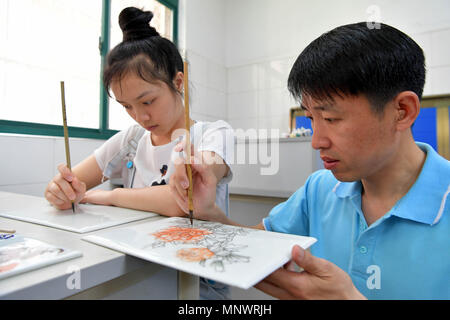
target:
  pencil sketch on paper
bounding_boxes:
[146,219,253,272]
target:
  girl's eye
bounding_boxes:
[123,105,131,110]
[143,99,154,105]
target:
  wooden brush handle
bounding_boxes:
[183,61,194,212]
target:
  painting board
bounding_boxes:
[83,217,317,289]
[0,203,158,233]
[0,233,82,280]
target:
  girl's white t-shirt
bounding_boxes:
[94,120,234,215]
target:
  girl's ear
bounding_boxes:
[173,71,184,92]
[393,91,421,132]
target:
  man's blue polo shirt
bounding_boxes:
[263,142,450,299]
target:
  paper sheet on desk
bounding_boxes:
[82,217,317,289]
[0,233,82,280]
[0,203,158,233]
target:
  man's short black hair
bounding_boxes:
[288,22,426,113]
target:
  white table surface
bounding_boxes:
[0,191,198,300]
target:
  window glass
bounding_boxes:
[0,0,102,128]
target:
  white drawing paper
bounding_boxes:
[83,217,317,289]
[0,203,158,233]
[0,233,82,280]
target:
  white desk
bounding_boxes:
[0,192,199,300]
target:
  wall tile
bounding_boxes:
[423,69,434,96]
[0,183,48,197]
[228,91,258,119]
[430,28,450,67]
[53,137,104,174]
[227,65,259,93]
[430,66,450,95]
[187,51,208,87]
[205,89,227,119]
[0,134,53,186]
[228,117,258,131]
[189,81,207,115]
[412,32,433,67]
[257,58,295,90]
[191,112,218,123]
[207,60,227,93]
[258,88,293,118]
[258,115,290,133]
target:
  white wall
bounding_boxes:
[0,134,106,197]
[225,0,450,131]
[179,0,228,123]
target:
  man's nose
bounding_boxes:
[310,124,330,150]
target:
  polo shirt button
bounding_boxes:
[360,246,368,254]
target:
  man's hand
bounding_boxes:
[169,143,228,222]
[255,245,366,300]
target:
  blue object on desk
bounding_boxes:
[296,116,313,133]
[0,234,15,240]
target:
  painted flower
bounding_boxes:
[176,247,215,262]
[152,226,212,243]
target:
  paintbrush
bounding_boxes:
[0,229,16,234]
[183,61,194,226]
[60,81,75,213]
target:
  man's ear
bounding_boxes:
[393,91,421,131]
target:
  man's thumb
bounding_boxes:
[292,245,326,276]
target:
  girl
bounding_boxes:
[44,7,234,299]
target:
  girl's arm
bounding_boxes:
[84,185,186,216]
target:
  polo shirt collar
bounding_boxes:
[333,180,361,198]
[333,142,449,225]
[394,142,449,225]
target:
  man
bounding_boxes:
[170,22,450,299]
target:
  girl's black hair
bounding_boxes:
[288,22,426,114]
[103,7,183,96]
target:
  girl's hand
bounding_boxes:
[81,189,114,206]
[44,164,86,210]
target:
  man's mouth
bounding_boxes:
[321,156,339,170]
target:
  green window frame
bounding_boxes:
[0,0,178,140]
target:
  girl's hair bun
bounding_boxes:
[119,7,159,42]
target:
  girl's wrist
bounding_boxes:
[110,188,121,206]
